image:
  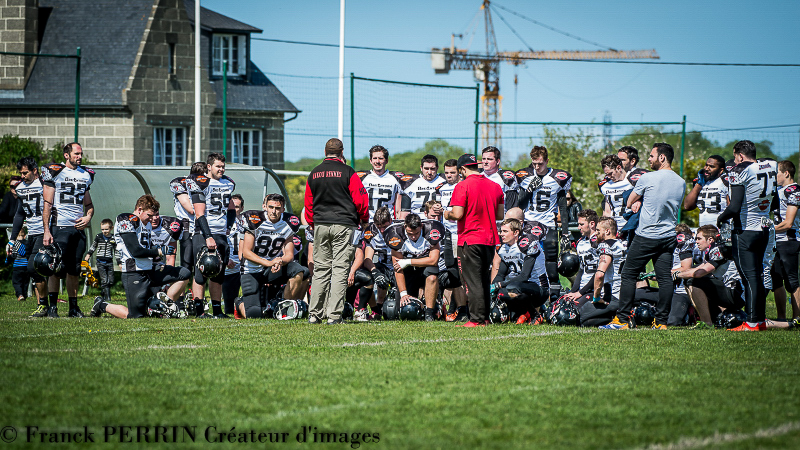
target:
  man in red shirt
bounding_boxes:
[443,153,504,327]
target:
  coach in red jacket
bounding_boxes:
[304,138,370,324]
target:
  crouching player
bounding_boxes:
[236,194,309,319]
[490,218,549,324]
[674,224,744,328]
[587,217,627,328]
[91,195,192,318]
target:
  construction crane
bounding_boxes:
[431,0,660,149]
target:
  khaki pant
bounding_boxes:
[309,223,355,321]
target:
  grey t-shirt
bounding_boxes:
[633,170,686,239]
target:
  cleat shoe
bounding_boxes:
[792,317,800,328]
[652,323,667,330]
[30,305,48,318]
[599,316,630,330]
[47,306,59,318]
[17,295,26,302]
[728,321,767,331]
[368,311,381,321]
[445,311,459,322]
[690,321,712,330]
[456,320,486,327]
[89,297,104,318]
[197,313,215,319]
[68,308,86,318]
[424,311,435,322]
[233,309,243,320]
[354,309,371,322]
[213,313,230,319]
[516,312,531,325]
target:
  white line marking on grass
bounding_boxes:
[329,329,595,347]
[12,344,208,353]
[640,421,800,450]
[1,321,267,339]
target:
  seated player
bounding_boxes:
[562,209,599,306]
[362,206,397,319]
[674,224,744,328]
[588,217,627,328]
[384,214,446,321]
[222,194,245,317]
[345,241,377,321]
[236,194,309,319]
[90,195,192,319]
[424,200,464,319]
[490,218,549,324]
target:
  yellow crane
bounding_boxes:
[432,0,660,149]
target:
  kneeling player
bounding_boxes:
[490,218,549,324]
[588,217,627,328]
[362,206,397,319]
[385,214,445,321]
[674,225,744,328]
[237,194,309,319]
[91,195,192,318]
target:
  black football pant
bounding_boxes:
[222,272,241,314]
[496,281,547,316]
[458,244,495,323]
[617,235,676,326]
[541,230,560,300]
[773,240,800,292]
[580,297,620,327]
[732,229,769,323]
[122,265,192,318]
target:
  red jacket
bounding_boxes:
[304,157,369,227]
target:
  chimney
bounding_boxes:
[0,0,38,91]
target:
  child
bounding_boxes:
[11,228,30,302]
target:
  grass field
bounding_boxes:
[1,288,799,449]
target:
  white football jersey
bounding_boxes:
[696,176,730,227]
[225,218,244,275]
[597,239,626,299]
[15,178,45,236]
[149,216,183,266]
[384,220,446,271]
[515,166,572,228]
[357,170,402,219]
[398,173,446,218]
[775,183,800,242]
[189,173,236,235]
[575,234,599,290]
[435,181,459,235]
[114,213,153,272]
[40,163,94,227]
[241,210,294,275]
[169,176,196,234]
[672,233,695,295]
[496,233,548,286]
[728,159,776,231]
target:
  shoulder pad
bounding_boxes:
[116,213,140,233]
[515,168,533,181]
[676,233,688,245]
[435,182,446,191]
[589,234,599,248]
[598,240,620,256]
[502,170,515,180]
[517,234,539,253]
[391,171,405,179]
[243,210,266,230]
[40,163,65,182]
[707,244,725,262]
[627,169,647,185]
[383,224,405,250]
[720,175,730,187]
[83,166,96,181]
[163,216,183,238]
[169,177,188,194]
[398,173,418,189]
[785,184,800,206]
[190,174,210,189]
[524,221,548,240]
[362,223,377,242]
[598,177,609,188]
[221,174,235,186]
[423,220,445,244]
[356,171,368,180]
[282,212,301,232]
[551,169,572,186]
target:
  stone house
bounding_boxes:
[0,0,299,168]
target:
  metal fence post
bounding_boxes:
[222,61,227,159]
[474,83,480,155]
[350,73,355,167]
[74,47,81,143]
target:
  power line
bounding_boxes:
[251,37,800,67]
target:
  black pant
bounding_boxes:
[240,262,309,318]
[96,260,115,301]
[541,230,560,298]
[122,265,192,318]
[774,240,800,292]
[732,229,769,323]
[12,266,30,297]
[618,235,676,325]
[458,244,495,322]
[192,233,229,285]
[26,234,45,283]
[52,226,87,277]
[221,272,242,314]
[497,281,548,315]
[580,297,620,327]
[179,226,194,271]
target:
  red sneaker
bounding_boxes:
[233,309,243,320]
[728,321,767,331]
[516,312,531,325]
[457,321,486,327]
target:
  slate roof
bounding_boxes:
[0,0,298,114]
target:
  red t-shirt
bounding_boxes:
[450,173,503,246]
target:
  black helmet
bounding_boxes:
[715,310,747,329]
[557,251,580,278]
[489,299,510,324]
[382,299,400,320]
[33,244,63,277]
[196,246,222,279]
[550,296,579,326]
[342,302,354,320]
[633,303,657,326]
[399,297,424,321]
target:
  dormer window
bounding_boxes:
[212,34,245,76]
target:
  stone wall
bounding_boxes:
[0,0,38,90]
[208,112,285,169]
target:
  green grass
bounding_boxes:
[1,292,799,449]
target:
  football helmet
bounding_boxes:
[275,299,309,320]
[382,298,400,320]
[714,309,747,329]
[557,251,580,278]
[399,297,424,321]
[33,244,63,277]
[549,296,579,326]
[196,246,222,279]
[342,302,354,320]
[633,303,657,326]
[489,299,510,324]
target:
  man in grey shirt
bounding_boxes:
[601,143,686,330]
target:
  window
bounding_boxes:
[212,34,246,76]
[153,127,186,166]
[231,129,261,166]
[168,43,176,75]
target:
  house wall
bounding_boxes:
[0,0,38,90]
[208,111,285,169]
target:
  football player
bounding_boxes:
[90,195,192,319]
[148,208,185,309]
[666,224,697,326]
[168,161,207,273]
[236,194,309,319]
[40,142,95,318]
[221,194,245,316]
[481,146,518,211]
[435,158,460,256]
[716,140,777,331]
[384,214,446,321]
[772,160,800,322]
[357,145,403,219]
[579,217,625,327]
[562,209,599,305]
[683,155,729,227]
[397,154,445,219]
[424,200,465,320]
[674,225,744,328]
[490,218,549,324]
[9,157,49,317]
[515,145,572,301]
[617,146,648,176]
[362,206,397,318]
[598,154,641,234]
[188,153,236,318]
